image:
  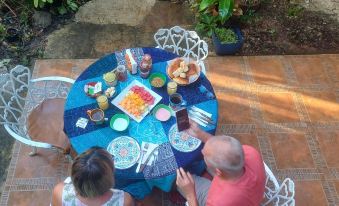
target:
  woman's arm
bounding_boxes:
[51,182,64,206]
[123,192,135,206]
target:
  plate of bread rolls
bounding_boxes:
[167,58,201,85]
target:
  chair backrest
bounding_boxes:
[262,163,295,206]
[0,65,74,149]
[154,26,208,63]
[0,65,31,136]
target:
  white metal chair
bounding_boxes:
[262,163,295,206]
[154,26,209,74]
[0,65,75,158]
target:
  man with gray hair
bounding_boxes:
[176,121,266,206]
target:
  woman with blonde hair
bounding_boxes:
[51,147,134,206]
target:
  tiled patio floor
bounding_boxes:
[1,54,339,206]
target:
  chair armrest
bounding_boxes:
[4,124,53,149]
[31,76,75,84]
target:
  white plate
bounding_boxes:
[168,124,202,152]
[167,58,201,86]
[111,80,162,122]
[107,136,141,169]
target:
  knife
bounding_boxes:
[191,106,213,120]
[192,105,212,118]
[189,110,215,125]
[139,147,158,172]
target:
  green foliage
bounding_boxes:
[0,23,6,42]
[194,0,234,37]
[240,0,260,7]
[287,4,304,18]
[33,0,79,14]
[0,59,11,69]
[199,0,234,24]
[239,9,261,24]
[214,27,238,44]
[195,14,217,37]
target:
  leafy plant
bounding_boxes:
[195,14,218,37]
[194,0,234,37]
[33,0,79,14]
[0,59,11,70]
[199,0,234,24]
[214,27,237,44]
[240,0,260,6]
[287,4,304,18]
[33,0,53,8]
[239,9,261,24]
[0,23,6,42]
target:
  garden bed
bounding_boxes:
[234,0,339,55]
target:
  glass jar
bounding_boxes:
[103,72,117,86]
[140,54,152,71]
[140,70,150,79]
[116,65,127,82]
[97,95,109,110]
[167,81,177,95]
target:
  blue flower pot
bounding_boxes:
[212,27,244,55]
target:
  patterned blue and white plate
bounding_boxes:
[107,136,141,169]
[168,125,202,152]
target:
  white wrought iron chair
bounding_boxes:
[262,163,295,206]
[0,65,75,158]
[154,26,209,74]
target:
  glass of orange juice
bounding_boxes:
[97,95,109,110]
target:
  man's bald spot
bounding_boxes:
[205,135,244,174]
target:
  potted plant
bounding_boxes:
[194,0,243,55]
[212,27,243,55]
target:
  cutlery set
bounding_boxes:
[136,142,159,173]
[188,106,214,127]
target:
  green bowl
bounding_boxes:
[152,104,173,122]
[149,73,166,88]
[110,113,130,131]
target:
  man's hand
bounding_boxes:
[185,120,212,143]
[176,168,198,206]
[184,120,201,138]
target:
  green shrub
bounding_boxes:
[0,23,6,42]
[33,0,79,14]
[287,4,304,18]
[193,0,235,37]
[215,27,238,44]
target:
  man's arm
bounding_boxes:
[176,168,199,206]
[185,120,213,143]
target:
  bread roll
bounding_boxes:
[187,63,198,76]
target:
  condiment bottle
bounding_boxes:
[139,54,152,79]
[167,81,177,95]
[125,49,137,75]
[116,65,127,82]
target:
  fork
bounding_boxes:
[136,142,149,173]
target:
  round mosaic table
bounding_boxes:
[63,47,218,199]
